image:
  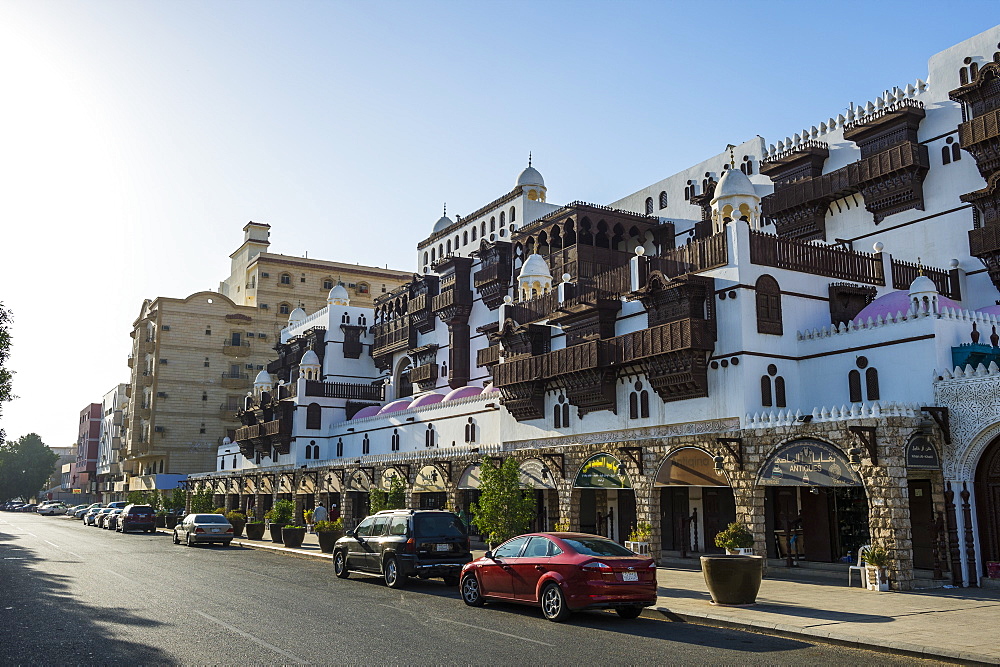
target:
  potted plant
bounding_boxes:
[164,510,180,530]
[281,524,307,549]
[226,510,247,538]
[862,544,891,591]
[701,522,764,606]
[267,500,294,543]
[314,518,344,553]
[625,522,652,555]
[245,515,266,541]
[304,509,314,533]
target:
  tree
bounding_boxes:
[0,303,14,445]
[189,484,214,513]
[471,457,535,548]
[0,433,59,502]
[369,472,407,514]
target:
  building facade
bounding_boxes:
[72,404,101,500]
[192,26,1000,591]
[95,383,128,502]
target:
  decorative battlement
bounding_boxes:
[936,361,1000,382]
[762,82,928,159]
[797,306,1000,341]
[743,401,921,428]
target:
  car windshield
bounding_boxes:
[562,538,637,557]
[193,515,229,523]
[414,513,467,537]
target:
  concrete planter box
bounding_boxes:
[244,523,266,540]
[281,526,306,549]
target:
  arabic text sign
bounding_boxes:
[758,440,862,487]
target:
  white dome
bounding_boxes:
[288,307,306,325]
[909,274,937,295]
[516,165,545,188]
[518,254,552,280]
[433,214,453,233]
[254,369,272,385]
[300,349,320,367]
[327,284,350,305]
[713,166,757,200]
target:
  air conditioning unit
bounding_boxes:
[261,272,269,278]
[162,325,170,331]
[260,304,269,310]
[257,333,266,338]
[154,426,165,433]
[156,392,167,398]
[159,359,168,364]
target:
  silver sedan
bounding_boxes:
[172,514,234,547]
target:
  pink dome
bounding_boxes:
[409,392,445,409]
[377,399,412,415]
[351,405,381,420]
[852,290,959,324]
[481,383,500,394]
[443,386,483,402]
[976,305,1000,317]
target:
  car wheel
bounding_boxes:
[333,550,350,579]
[172,530,179,545]
[461,574,484,607]
[186,533,194,547]
[383,557,405,589]
[443,573,460,587]
[541,583,570,622]
[616,606,643,619]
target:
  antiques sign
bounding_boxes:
[906,436,940,470]
[574,454,632,489]
[758,439,862,487]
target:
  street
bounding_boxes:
[0,512,939,665]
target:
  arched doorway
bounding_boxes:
[573,453,635,543]
[655,448,733,554]
[346,470,371,529]
[519,458,557,532]
[759,439,868,563]
[413,465,447,509]
[975,436,1000,574]
[457,463,482,538]
[320,470,342,522]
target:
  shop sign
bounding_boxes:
[656,448,728,486]
[412,465,447,493]
[519,458,556,489]
[758,439,862,487]
[347,470,370,492]
[906,436,940,470]
[458,464,482,490]
[574,454,631,489]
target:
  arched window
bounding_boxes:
[391,429,400,451]
[755,275,782,335]
[463,231,468,245]
[280,273,291,285]
[279,303,291,315]
[510,207,516,222]
[471,226,477,241]
[465,418,476,443]
[947,136,961,162]
[446,239,452,254]
[865,368,880,401]
[971,61,979,80]
[553,395,570,428]
[774,376,786,408]
[430,247,436,262]
[942,144,952,165]
[490,217,496,232]
[481,221,486,238]
[499,211,505,224]
[761,376,773,407]
[306,403,321,430]
[628,393,638,419]
[336,438,343,457]
[848,370,862,403]
[362,434,370,455]
[628,381,649,419]
[425,424,435,448]
[423,252,428,265]
[438,243,444,258]
[659,191,668,209]
[645,197,654,215]
[455,235,460,250]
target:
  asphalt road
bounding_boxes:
[0,511,943,666]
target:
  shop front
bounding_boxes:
[760,439,868,564]
[519,458,557,532]
[345,470,371,529]
[573,453,636,544]
[905,435,945,571]
[655,447,734,555]
[975,435,1000,577]
[413,465,448,509]
[457,463,481,537]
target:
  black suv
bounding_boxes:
[333,509,472,588]
[118,504,156,533]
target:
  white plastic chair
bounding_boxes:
[848,544,870,587]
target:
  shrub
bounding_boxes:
[714,522,754,551]
[268,499,294,526]
[862,544,891,567]
[628,522,652,542]
[314,518,344,533]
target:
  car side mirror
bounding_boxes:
[484,550,493,560]
[346,529,356,539]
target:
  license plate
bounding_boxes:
[436,543,450,552]
[622,571,638,582]
[211,528,220,533]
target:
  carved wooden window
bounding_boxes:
[774,376,786,408]
[363,434,370,455]
[865,368,880,401]
[391,429,400,452]
[659,191,668,209]
[336,438,343,457]
[761,376,772,407]
[755,276,783,335]
[343,327,363,359]
[849,370,862,403]
[306,403,321,430]
[645,197,654,215]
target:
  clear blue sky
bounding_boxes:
[0,0,994,450]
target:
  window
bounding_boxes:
[280,273,291,285]
[755,275,782,335]
[336,438,344,457]
[481,222,486,238]
[425,424,435,448]
[300,276,306,283]
[205,327,211,335]
[357,283,369,295]
[553,395,571,428]
[199,423,206,434]
[362,434,370,455]
[774,376,786,408]
[659,191,668,209]
[471,227,477,241]
[645,197,654,215]
[391,429,400,451]
[865,368,880,401]
[463,231,468,245]
[447,239,452,253]
[204,357,209,368]
[490,217,496,232]
[761,375,773,407]
[279,303,291,315]
[510,207,516,222]
[323,278,334,290]
[628,381,649,419]
[201,392,208,402]
[740,155,754,175]
[494,536,528,558]
[849,370,862,403]
[465,418,476,443]
[306,403,321,430]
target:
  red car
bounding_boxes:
[460,532,657,622]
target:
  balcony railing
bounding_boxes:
[749,230,885,285]
[409,363,438,384]
[219,403,240,420]
[140,371,154,387]
[235,418,289,442]
[649,232,729,278]
[303,380,383,402]
[223,340,251,357]
[891,258,958,299]
[221,372,250,389]
[477,344,501,367]
[372,321,412,358]
[137,338,154,354]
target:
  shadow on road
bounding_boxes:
[0,528,169,664]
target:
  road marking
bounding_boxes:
[106,570,142,586]
[41,540,84,559]
[193,610,307,664]
[376,604,554,647]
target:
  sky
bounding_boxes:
[0,0,995,450]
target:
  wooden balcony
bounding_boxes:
[303,380,383,402]
[221,372,250,389]
[749,230,885,285]
[477,344,501,368]
[140,371,154,387]
[137,338,155,354]
[138,406,151,420]
[409,363,438,385]
[223,341,251,357]
[959,108,1000,178]
[127,354,134,368]
[372,321,413,359]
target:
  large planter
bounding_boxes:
[230,520,246,538]
[155,515,166,528]
[700,555,765,606]
[625,541,650,556]
[165,515,179,529]
[269,523,286,543]
[281,526,306,549]
[866,565,890,591]
[317,530,343,554]
[245,522,266,540]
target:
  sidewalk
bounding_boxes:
[206,529,999,664]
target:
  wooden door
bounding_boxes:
[659,487,689,550]
[800,488,834,562]
[618,491,637,545]
[579,491,597,535]
[908,480,935,570]
[975,438,1000,568]
[703,487,736,554]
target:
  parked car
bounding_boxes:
[86,508,113,526]
[2,502,24,511]
[75,503,102,518]
[459,532,658,622]
[106,501,128,510]
[118,504,156,534]
[64,504,88,516]
[172,514,234,547]
[332,509,472,588]
[19,504,37,513]
[103,509,124,530]
[38,503,68,516]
